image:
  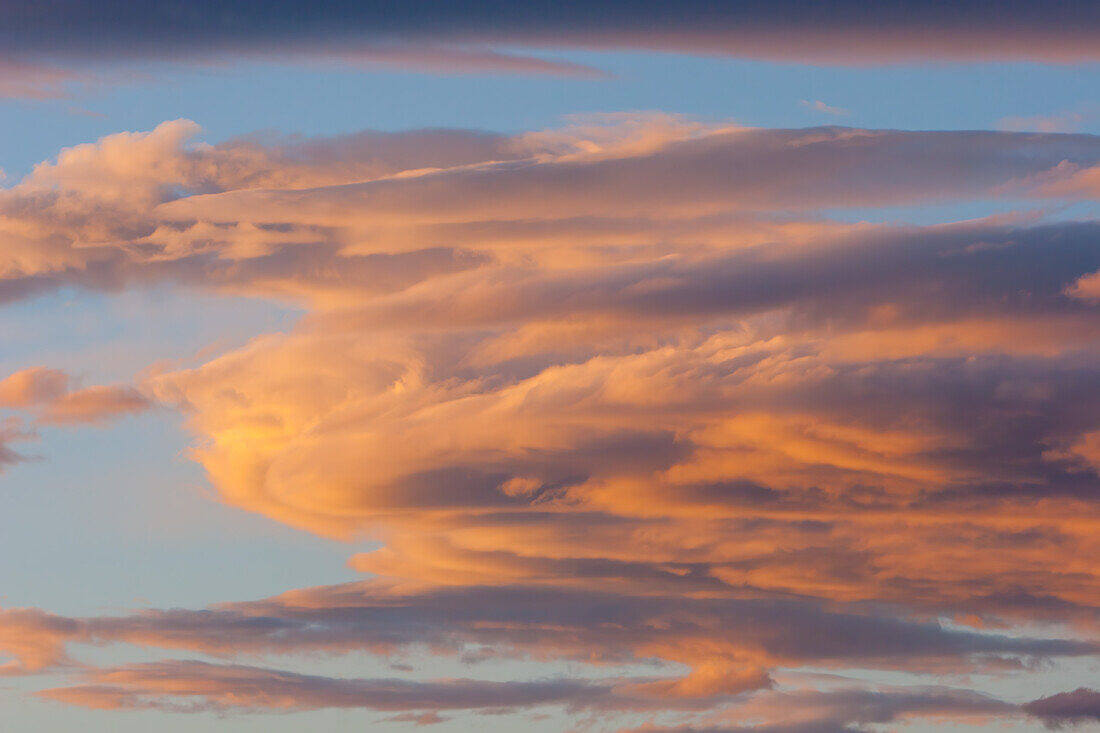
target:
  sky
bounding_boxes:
[1,3,1100,732]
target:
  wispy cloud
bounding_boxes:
[0,367,151,425]
[799,99,850,116]
[997,107,1098,133]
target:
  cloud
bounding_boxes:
[4,118,1100,310]
[617,686,1018,733]
[42,385,151,425]
[2,585,1094,699]
[5,116,1100,729]
[6,119,1100,620]
[29,659,1029,727]
[5,2,1100,95]
[0,56,87,99]
[0,367,69,407]
[384,711,447,725]
[36,659,620,713]
[0,418,32,471]
[0,607,84,675]
[155,126,1100,229]
[1024,688,1100,728]
[998,111,1094,134]
[800,100,849,117]
[331,44,606,78]
[0,367,150,425]
[0,367,147,469]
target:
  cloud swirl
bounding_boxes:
[3,116,1100,730]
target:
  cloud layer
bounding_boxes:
[5,0,1100,96]
[4,117,1100,730]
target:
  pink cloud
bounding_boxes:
[0,367,150,425]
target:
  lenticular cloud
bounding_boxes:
[3,115,1100,731]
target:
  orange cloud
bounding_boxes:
[4,119,1100,310]
[4,118,1100,729]
[0,367,69,407]
[0,607,84,675]
[0,367,150,425]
